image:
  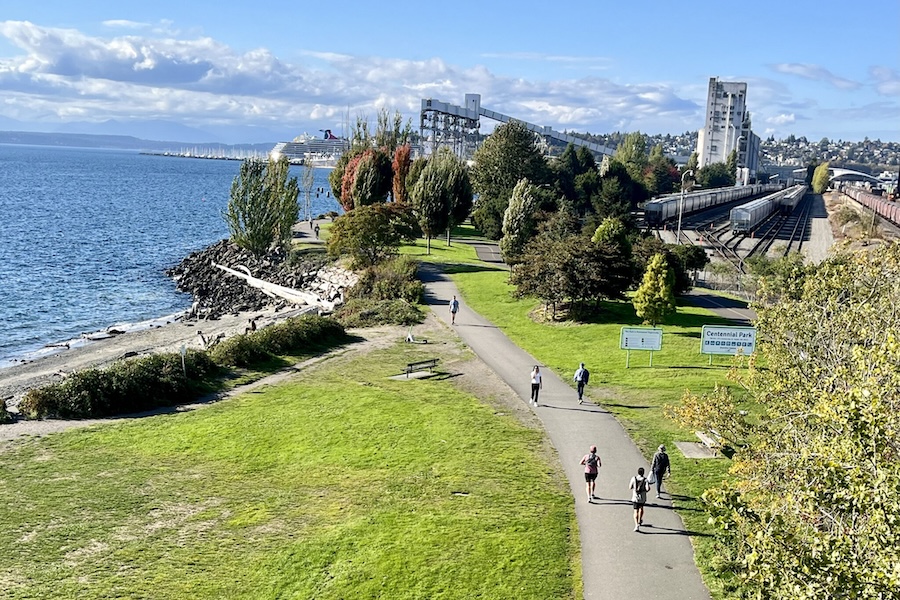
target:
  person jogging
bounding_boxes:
[630,467,651,532]
[580,445,601,502]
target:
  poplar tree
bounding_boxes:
[499,178,539,263]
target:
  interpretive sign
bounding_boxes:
[620,327,663,368]
[620,327,663,351]
[700,326,757,356]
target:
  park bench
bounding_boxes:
[695,429,723,452]
[405,358,439,378]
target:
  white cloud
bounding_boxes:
[102,20,150,29]
[770,63,860,90]
[766,113,796,125]
[871,66,900,96]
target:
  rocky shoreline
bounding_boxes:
[0,237,357,418]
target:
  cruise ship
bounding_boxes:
[270,130,350,165]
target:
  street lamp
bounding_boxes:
[677,169,694,243]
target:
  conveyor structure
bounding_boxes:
[420,94,614,159]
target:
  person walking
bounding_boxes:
[314,223,320,239]
[580,445,601,502]
[629,467,650,532]
[530,365,543,406]
[449,295,460,325]
[650,445,671,498]
[574,362,590,404]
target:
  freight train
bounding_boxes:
[644,183,782,227]
[842,185,900,227]
[729,185,807,234]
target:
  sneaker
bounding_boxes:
[587,496,592,503]
[634,525,640,532]
[656,494,661,498]
[639,519,643,525]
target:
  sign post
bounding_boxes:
[700,326,756,365]
[619,327,663,368]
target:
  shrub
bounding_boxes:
[209,314,347,368]
[333,299,423,328]
[0,398,12,424]
[19,350,219,419]
[347,256,422,303]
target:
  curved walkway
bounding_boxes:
[419,263,711,600]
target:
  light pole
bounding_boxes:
[677,169,694,243]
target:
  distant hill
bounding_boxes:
[0,130,274,154]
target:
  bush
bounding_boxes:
[333,299,423,328]
[346,256,423,303]
[19,350,220,419]
[0,398,12,424]
[209,314,347,368]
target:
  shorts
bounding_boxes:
[584,472,597,482]
[632,501,645,510]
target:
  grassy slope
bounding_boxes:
[417,236,741,597]
[0,342,577,599]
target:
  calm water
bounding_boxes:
[0,145,339,365]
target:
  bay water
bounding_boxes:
[0,145,340,366]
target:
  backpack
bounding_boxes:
[585,453,598,469]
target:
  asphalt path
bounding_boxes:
[419,262,711,600]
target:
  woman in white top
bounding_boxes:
[530,365,543,406]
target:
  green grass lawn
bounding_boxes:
[0,342,578,599]
[414,243,748,598]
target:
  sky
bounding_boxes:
[0,1,897,145]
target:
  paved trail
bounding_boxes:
[420,262,711,600]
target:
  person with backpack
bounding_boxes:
[630,467,651,532]
[573,362,590,404]
[650,444,671,498]
[580,445,602,502]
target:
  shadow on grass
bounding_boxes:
[441,263,505,275]
[602,402,654,410]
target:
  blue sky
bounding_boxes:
[0,1,896,144]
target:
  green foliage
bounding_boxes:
[471,121,549,240]
[593,159,647,222]
[552,144,600,215]
[685,152,699,174]
[812,161,831,194]
[224,157,300,256]
[210,315,347,368]
[0,398,12,424]
[326,203,418,268]
[375,108,412,152]
[591,217,631,254]
[410,149,472,253]
[631,235,700,295]
[346,255,423,304]
[693,243,900,598]
[744,252,809,304]
[499,178,539,263]
[644,145,680,197]
[613,131,648,182]
[632,253,676,325]
[333,298,423,327]
[19,350,220,419]
[406,156,427,195]
[349,148,394,208]
[726,149,738,182]
[329,152,353,206]
[696,162,735,189]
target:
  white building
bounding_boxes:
[696,78,761,181]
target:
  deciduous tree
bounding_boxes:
[499,179,539,263]
[471,121,549,239]
[812,161,831,194]
[392,144,412,204]
[326,203,417,267]
[672,243,900,599]
[224,157,299,257]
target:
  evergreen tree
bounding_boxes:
[632,253,676,325]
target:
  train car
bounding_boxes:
[644,183,781,227]
[778,185,808,215]
[730,196,777,234]
[844,186,900,228]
